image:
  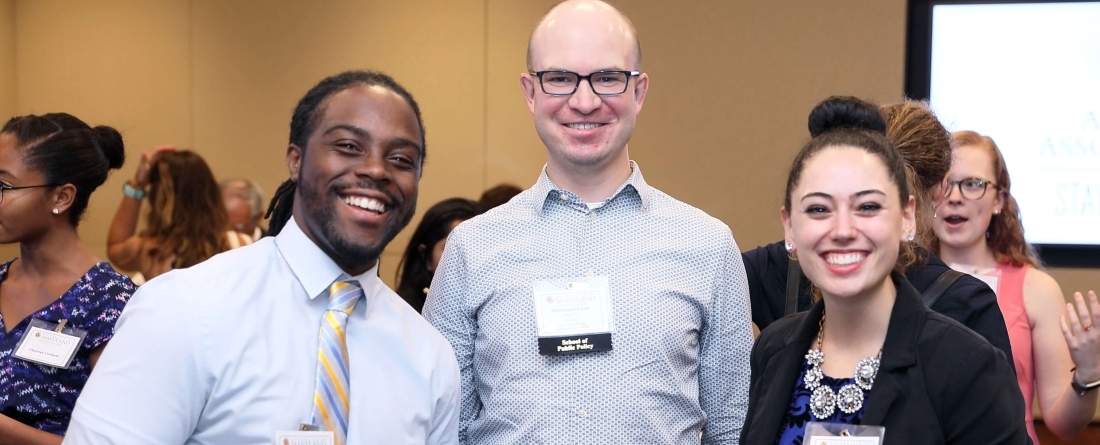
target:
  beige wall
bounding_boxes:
[0,0,15,262]
[4,0,1096,296]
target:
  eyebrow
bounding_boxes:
[323,124,369,139]
[800,189,886,202]
[541,67,627,72]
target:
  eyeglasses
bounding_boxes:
[529,70,641,96]
[943,177,998,200]
[0,183,59,205]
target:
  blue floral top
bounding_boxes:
[775,358,867,445]
[0,259,134,435]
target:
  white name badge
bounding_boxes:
[805,422,884,445]
[274,431,335,445]
[532,276,615,355]
[12,319,86,369]
[533,276,614,337]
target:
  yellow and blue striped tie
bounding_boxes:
[310,277,363,445]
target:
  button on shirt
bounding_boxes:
[423,163,754,444]
[63,217,460,445]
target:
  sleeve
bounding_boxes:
[700,228,755,444]
[742,244,780,330]
[422,228,480,445]
[936,332,1029,444]
[62,273,208,445]
[426,338,462,445]
[76,267,135,351]
[957,279,1016,371]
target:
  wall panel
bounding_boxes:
[13,0,192,260]
[0,0,16,261]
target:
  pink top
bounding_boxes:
[996,263,1036,445]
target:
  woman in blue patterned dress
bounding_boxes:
[0,113,135,443]
[739,97,1026,444]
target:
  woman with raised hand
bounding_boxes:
[740,97,1026,444]
[0,113,135,444]
[932,130,1100,443]
[107,146,245,282]
[742,101,1014,366]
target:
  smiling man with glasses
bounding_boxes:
[422,1,753,444]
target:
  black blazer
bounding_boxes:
[742,240,1015,372]
[740,272,1028,445]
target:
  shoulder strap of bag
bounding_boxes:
[785,258,802,316]
[921,269,966,308]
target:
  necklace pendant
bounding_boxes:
[804,365,824,390]
[854,357,880,390]
[805,348,825,366]
[810,385,837,419]
[836,384,864,413]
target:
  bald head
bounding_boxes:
[526,0,642,72]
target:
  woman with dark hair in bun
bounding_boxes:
[0,113,135,443]
[743,100,1015,369]
[740,97,1025,444]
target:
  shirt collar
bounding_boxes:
[532,160,653,215]
[275,216,380,300]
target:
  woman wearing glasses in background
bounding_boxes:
[932,131,1100,443]
[0,114,135,444]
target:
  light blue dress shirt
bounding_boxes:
[423,163,754,445]
[63,217,460,445]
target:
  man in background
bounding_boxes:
[220,177,266,243]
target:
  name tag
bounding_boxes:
[532,276,614,355]
[12,319,86,369]
[274,431,334,445]
[805,422,884,445]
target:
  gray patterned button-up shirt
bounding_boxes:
[423,162,753,444]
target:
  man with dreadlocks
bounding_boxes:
[64,71,460,445]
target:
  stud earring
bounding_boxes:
[993,209,1001,215]
[907,234,915,242]
[784,242,794,252]
[52,208,59,215]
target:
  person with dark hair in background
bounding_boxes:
[740,96,1026,444]
[0,113,135,444]
[742,100,1014,369]
[476,183,522,210]
[220,177,266,245]
[932,131,1100,443]
[396,197,482,312]
[423,1,753,443]
[106,147,247,282]
[64,71,460,445]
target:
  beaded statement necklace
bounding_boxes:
[804,314,882,419]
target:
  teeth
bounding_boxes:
[825,252,864,266]
[343,196,386,213]
[566,123,602,130]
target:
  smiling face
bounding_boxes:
[782,146,916,301]
[520,2,648,173]
[931,144,1004,252]
[288,85,423,275]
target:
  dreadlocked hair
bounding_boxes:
[265,179,297,236]
[263,70,426,237]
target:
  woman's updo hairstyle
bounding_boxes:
[1,113,125,226]
[785,96,919,271]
